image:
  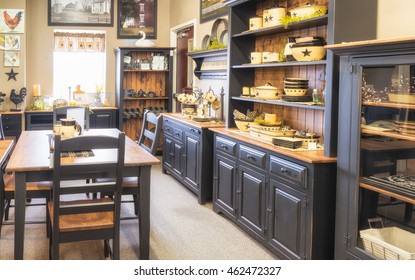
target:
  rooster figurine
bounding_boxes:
[9,87,26,111]
[3,10,23,31]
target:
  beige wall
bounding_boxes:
[0,0,26,110]
[377,0,415,39]
[24,0,170,105]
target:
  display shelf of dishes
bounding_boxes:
[233,109,322,151]
[238,4,328,38]
[234,78,325,110]
[174,86,224,122]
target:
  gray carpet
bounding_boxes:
[0,157,277,260]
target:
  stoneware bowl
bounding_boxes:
[291,41,326,61]
[284,88,308,96]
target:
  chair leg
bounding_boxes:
[4,199,11,220]
[104,239,110,258]
[133,195,139,215]
[0,199,4,237]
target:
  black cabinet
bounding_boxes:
[162,114,224,204]
[329,38,415,260]
[1,112,22,139]
[25,108,117,131]
[212,131,336,259]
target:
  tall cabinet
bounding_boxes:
[115,47,174,141]
[330,37,415,260]
[211,0,377,259]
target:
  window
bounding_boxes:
[53,30,106,101]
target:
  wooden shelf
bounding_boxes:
[123,69,170,72]
[233,60,327,69]
[361,128,415,141]
[231,96,325,110]
[188,48,228,80]
[363,101,415,110]
[123,97,169,101]
[233,15,329,38]
[360,181,415,205]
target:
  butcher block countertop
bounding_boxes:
[162,113,225,129]
[210,127,337,164]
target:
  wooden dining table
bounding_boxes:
[5,129,160,260]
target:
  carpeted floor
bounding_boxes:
[0,157,277,260]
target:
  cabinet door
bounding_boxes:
[184,133,199,192]
[213,153,237,218]
[90,110,116,128]
[268,179,307,259]
[163,136,174,171]
[237,164,266,241]
[172,141,184,177]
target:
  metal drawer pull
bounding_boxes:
[175,132,180,136]
[190,128,196,133]
[247,154,253,160]
[221,144,228,150]
[280,167,288,173]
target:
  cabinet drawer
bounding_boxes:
[172,127,183,141]
[269,155,307,188]
[2,114,21,124]
[163,123,173,136]
[3,123,21,132]
[239,145,266,169]
[187,126,201,137]
[216,136,237,157]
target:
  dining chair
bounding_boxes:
[53,105,90,130]
[48,132,125,259]
[0,114,52,236]
[98,110,162,217]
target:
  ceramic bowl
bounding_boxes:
[284,88,308,96]
[291,42,326,61]
[289,4,327,18]
[255,84,283,100]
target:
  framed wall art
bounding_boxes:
[0,9,24,33]
[200,0,228,23]
[48,0,114,27]
[5,35,20,50]
[118,0,157,39]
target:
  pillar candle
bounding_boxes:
[33,84,41,97]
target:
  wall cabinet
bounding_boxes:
[162,113,224,204]
[211,129,336,259]
[115,47,174,141]
[1,112,22,139]
[188,49,228,80]
[329,38,415,260]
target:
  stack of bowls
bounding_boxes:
[283,78,309,96]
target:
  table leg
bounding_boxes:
[138,166,151,260]
[14,172,27,260]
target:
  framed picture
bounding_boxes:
[200,0,228,23]
[0,9,24,33]
[5,35,20,50]
[48,0,114,27]
[4,51,20,67]
[118,0,157,39]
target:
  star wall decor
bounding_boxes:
[5,68,18,81]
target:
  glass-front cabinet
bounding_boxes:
[331,38,415,260]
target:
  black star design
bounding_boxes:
[250,23,254,28]
[269,15,274,22]
[264,15,269,22]
[6,68,18,81]
[302,49,312,57]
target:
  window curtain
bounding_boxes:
[54,32,105,52]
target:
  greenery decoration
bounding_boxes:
[280,9,327,29]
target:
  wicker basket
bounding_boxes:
[360,227,415,260]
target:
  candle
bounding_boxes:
[33,84,41,97]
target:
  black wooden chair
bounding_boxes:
[98,110,162,216]
[121,110,162,216]
[0,114,52,236]
[48,132,125,259]
[53,105,90,130]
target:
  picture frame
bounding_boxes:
[4,51,20,67]
[200,0,228,23]
[117,0,157,39]
[5,35,20,50]
[48,0,114,27]
[0,9,24,33]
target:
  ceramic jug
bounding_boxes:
[60,118,82,138]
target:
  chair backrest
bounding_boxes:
[53,106,90,130]
[52,132,125,231]
[0,114,5,140]
[137,110,163,155]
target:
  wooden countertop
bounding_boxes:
[24,107,118,113]
[0,111,24,115]
[162,113,225,129]
[210,128,337,164]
